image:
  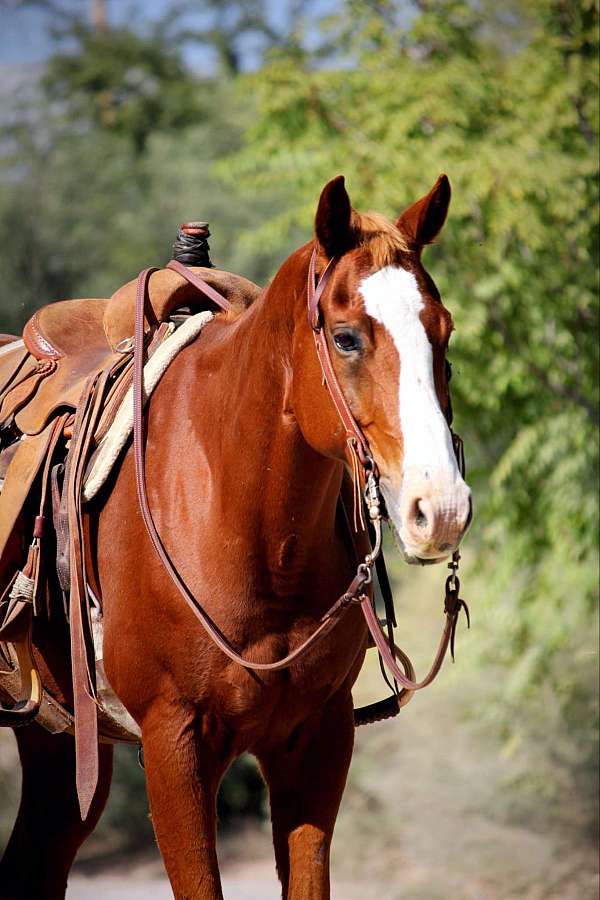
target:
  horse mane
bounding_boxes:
[350,211,410,268]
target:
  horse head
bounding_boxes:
[291,174,472,564]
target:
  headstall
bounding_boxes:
[131,249,470,723]
[306,247,470,703]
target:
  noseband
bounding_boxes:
[131,250,470,723]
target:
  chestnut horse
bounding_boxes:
[0,174,471,899]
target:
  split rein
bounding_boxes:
[130,253,470,701]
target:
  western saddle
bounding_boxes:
[0,228,261,746]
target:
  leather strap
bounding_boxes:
[307,252,337,330]
[362,594,455,691]
[67,365,116,819]
[166,259,233,312]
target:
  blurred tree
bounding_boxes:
[169,0,285,76]
[43,24,204,153]
[0,0,291,331]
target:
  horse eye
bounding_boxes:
[333,330,361,354]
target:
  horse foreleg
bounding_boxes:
[141,702,230,900]
[258,691,355,900]
[0,723,113,900]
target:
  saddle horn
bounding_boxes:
[171,222,214,268]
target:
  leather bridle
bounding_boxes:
[306,247,469,693]
[131,250,469,703]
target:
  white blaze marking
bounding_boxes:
[359,266,458,478]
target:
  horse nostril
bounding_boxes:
[414,500,428,530]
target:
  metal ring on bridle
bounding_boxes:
[357,563,372,585]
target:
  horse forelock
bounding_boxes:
[350,211,410,268]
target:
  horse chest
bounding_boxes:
[205,611,365,743]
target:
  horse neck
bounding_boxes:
[192,247,343,563]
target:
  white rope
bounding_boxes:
[9,569,34,603]
[0,338,24,359]
[83,312,213,502]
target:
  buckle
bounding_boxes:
[115,336,134,354]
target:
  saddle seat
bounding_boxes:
[23,267,262,363]
[23,299,108,362]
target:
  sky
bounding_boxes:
[0,0,340,72]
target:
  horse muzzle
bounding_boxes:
[382,468,473,565]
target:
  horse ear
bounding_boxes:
[315,175,353,258]
[395,174,451,251]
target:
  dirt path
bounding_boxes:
[68,865,282,900]
[68,858,369,900]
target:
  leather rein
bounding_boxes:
[131,253,469,697]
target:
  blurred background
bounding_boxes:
[0,1,597,897]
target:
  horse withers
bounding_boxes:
[0,174,471,900]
